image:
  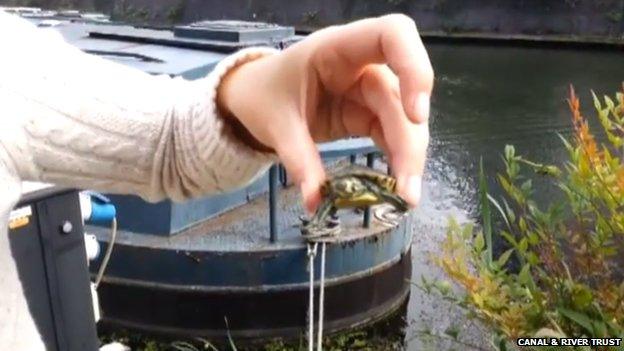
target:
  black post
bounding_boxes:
[349,154,357,165]
[9,190,99,351]
[363,153,375,228]
[269,164,279,242]
[278,164,288,186]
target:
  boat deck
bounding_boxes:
[88,161,413,340]
[88,164,398,252]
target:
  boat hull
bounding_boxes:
[95,247,411,341]
[89,179,414,343]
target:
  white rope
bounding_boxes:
[316,242,327,351]
[307,241,328,351]
[95,217,117,289]
[307,242,318,351]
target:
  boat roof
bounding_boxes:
[12,9,298,78]
[29,20,228,77]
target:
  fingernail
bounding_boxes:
[399,175,422,207]
[413,93,430,123]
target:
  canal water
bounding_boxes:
[404,43,624,350]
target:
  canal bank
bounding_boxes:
[3,5,624,351]
[2,0,624,42]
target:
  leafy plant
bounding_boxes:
[429,85,624,350]
[166,0,187,24]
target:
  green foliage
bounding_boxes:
[605,9,623,23]
[112,0,151,24]
[479,158,493,267]
[102,328,401,350]
[166,0,187,24]
[433,85,624,350]
[385,0,408,6]
[301,10,320,26]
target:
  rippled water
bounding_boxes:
[403,43,624,350]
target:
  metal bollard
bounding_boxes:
[363,153,375,228]
[278,164,288,186]
[269,165,279,242]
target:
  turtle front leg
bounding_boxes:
[308,198,336,227]
[299,203,334,226]
[373,192,409,227]
[301,198,340,239]
[379,192,409,213]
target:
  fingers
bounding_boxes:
[340,99,390,154]
[348,65,429,207]
[215,52,326,213]
[318,14,434,123]
[273,115,326,214]
[394,124,428,208]
[378,14,434,124]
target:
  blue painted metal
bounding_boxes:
[278,164,287,186]
[317,138,377,159]
[94,253,411,341]
[170,174,269,233]
[88,217,411,288]
[105,173,269,235]
[174,21,295,43]
[269,165,279,242]
[363,152,375,228]
[87,25,287,54]
[105,195,171,234]
[179,62,220,80]
[96,138,378,236]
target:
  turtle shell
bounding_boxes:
[330,165,397,193]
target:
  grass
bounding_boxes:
[99,309,407,351]
[101,329,404,351]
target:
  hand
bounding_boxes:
[217,14,434,213]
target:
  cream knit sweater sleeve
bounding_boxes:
[0,12,277,350]
[0,13,278,200]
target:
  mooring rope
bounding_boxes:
[94,217,117,289]
[307,242,318,351]
[302,200,406,350]
[317,242,327,351]
[307,241,328,351]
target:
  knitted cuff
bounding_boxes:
[188,47,280,191]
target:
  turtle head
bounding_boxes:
[319,179,332,197]
[378,176,397,193]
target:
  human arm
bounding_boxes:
[0,12,433,212]
[0,12,278,203]
[0,14,280,349]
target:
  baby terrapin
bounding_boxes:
[301,165,409,240]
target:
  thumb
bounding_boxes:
[391,122,429,207]
[274,120,326,214]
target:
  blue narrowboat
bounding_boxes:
[16,9,414,343]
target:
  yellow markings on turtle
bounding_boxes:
[334,193,380,208]
[302,166,407,240]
